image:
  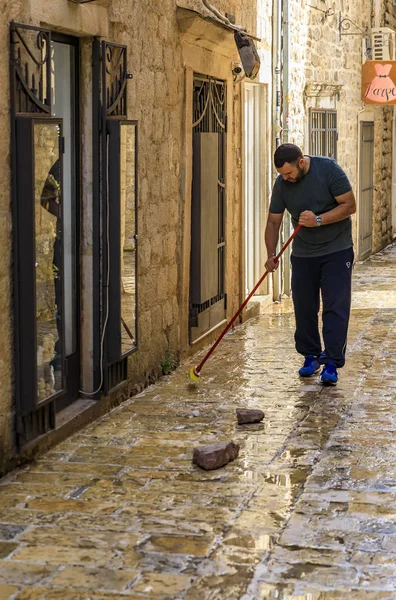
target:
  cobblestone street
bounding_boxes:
[1,242,396,599]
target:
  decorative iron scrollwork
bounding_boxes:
[102,42,131,118]
[10,23,52,115]
[193,77,226,132]
[190,75,227,327]
[339,12,368,42]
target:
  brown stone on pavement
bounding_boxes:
[192,441,240,471]
[236,408,265,424]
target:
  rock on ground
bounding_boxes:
[192,441,240,470]
[236,408,265,424]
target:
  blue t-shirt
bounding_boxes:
[269,156,353,257]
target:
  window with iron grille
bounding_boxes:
[309,109,337,160]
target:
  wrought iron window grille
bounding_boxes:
[309,108,338,161]
[10,22,52,115]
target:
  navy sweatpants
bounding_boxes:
[291,247,354,368]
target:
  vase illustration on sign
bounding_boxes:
[364,63,396,103]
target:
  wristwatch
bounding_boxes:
[315,215,322,227]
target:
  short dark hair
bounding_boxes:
[274,144,303,168]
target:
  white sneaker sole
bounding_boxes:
[320,377,337,386]
[299,367,320,378]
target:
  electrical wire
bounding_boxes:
[79,134,110,396]
[201,0,244,30]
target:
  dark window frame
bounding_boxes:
[106,119,139,363]
[92,39,136,395]
[10,23,81,447]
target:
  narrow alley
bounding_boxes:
[0,242,395,599]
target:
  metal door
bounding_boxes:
[359,122,374,260]
[189,75,227,342]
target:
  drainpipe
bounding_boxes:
[282,0,292,296]
[272,0,282,152]
[282,0,290,146]
[271,0,282,301]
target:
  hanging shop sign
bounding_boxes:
[362,60,396,104]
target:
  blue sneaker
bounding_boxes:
[320,361,338,386]
[298,355,320,377]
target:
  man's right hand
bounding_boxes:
[265,256,279,272]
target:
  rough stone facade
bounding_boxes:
[0,0,266,472]
[288,0,394,256]
[0,2,26,471]
[0,0,394,472]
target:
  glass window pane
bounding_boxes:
[35,122,63,401]
[52,41,77,357]
[120,123,137,354]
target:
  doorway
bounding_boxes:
[11,25,80,444]
[189,75,227,342]
[244,83,266,296]
[359,122,374,260]
[51,34,80,409]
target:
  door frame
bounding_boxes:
[189,74,227,343]
[358,119,374,260]
[52,31,81,410]
[392,107,396,236]
[10,23,81,446]
[242,82,269,297]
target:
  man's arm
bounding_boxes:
[299,190,356,228]
[265,212,284,272]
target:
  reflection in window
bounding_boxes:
[52,41,77,357]
[35,123,63,400]
[120,123,137,354]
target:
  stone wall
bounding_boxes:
[0,0,262,469]
[0,2,31,469]
[372,107,393,252]
[383,0,396,240]
[108,2,185,378]
[288,0,393,256]
[384,0,396,28]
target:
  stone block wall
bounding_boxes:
[0,2,31,469]
[372,107,393,253]
[108,0,264,375]
[0,0,263,470]
[287,0,393,256]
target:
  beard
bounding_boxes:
[289,165,305,183]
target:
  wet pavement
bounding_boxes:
[1,242,396,599]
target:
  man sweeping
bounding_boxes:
[265,143,356,386]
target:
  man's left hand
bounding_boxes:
[299,210,317,227]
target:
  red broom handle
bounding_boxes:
[195,224,302,375]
